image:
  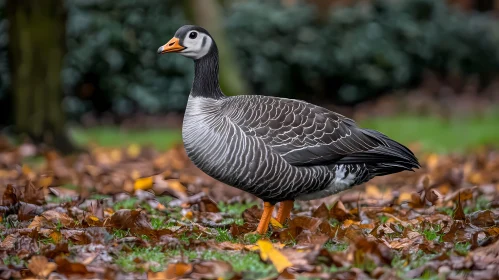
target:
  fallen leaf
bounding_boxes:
[148,263,192,280]
[104,209,153,234]
[55,256,90,275]
[270,218,283,229]
[134,176,154,191]
[28,256,57,278]
[330,201,353,221]
[28,210,74,229]
[453,194,466,221]
[312,203,330,219]
[190,261,233,279]
[24,180,45,205]
[469,210,496,227]
[257,239,292,273]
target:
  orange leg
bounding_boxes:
[256,202,275,235]
[276,200,294,225]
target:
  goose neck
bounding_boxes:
[191,51,224,99]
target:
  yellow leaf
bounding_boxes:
[127,144,141,159]
[183,210,193,220]
[38,175,53,188]
[270,218,283,229]
[366,184,382,198]
[50,231,62,243]
[156,203,166,211]
[256,240,292,273]
[469,173,484,185]
[22,164,31,174]
[426,153,439,170]
[110,148,122,162]
[134,177,154,190]
[398,192,413,203]
[342,219,358,228]
[246,244,259,251]
[167,180,187,194]
[89,215,100,222]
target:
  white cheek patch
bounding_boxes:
[180,34,212,60]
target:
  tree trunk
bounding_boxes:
[183,0,247,96]
[7,0,73,153]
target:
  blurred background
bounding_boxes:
[0,0,498,154]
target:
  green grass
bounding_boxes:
[112,229,130,239]
[200,250,276,277]
[215,228,234,243]
[71,112,499,153]
[113,198,139,211]
[71,126,182,151]
[323,240,349,252]
[114,246,167,272]
[360,111,499,153]
[454,242,471,255]
[113,246,275,277]
[464,197,490,214]
[3,255,25,267]
[218,202,258,225]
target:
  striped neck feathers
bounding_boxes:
[191,46,225,99]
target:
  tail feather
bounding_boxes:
[336,129,420,177]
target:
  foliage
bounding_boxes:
[63,0,190,117]
[0,140,498,278]
[227,0,499,104]
[0,0,498,120]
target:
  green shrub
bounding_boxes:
[227,0,499,104]
[63,0,190,117]
[0,0,498,120]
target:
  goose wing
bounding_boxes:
[223,96,386,166]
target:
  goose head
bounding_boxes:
[157,25,215,60]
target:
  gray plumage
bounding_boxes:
[162,25,420,205]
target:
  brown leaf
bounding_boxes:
[312,203,330,219]
[148,263,193,280]
[24,180,45,205]
[42,242,70,259]
[1,233,18,250]
[28,256,57,278]
[18,202,44,221]
[54,256,90,275]
[242,205,263,225]
[104,209,153,234]
[469,210,496,227]
[190,261,233,279]
[330,201,353,221]
[49,187,79,200]
[279,216,332,243]
[152,178,188,200]
[28,210,74,229]
[453,194,466,221]
[199,196,220,212]
[2,184,21,205]
[230,222,255,237]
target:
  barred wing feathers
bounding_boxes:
[224,96,419,170]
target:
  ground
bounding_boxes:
[0,115,498,279]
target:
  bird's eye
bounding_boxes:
[189,32,198,39]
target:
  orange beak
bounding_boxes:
[157,37,185,54]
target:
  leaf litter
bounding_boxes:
[0,141,498,279]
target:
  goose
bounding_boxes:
[157,25,420,234]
